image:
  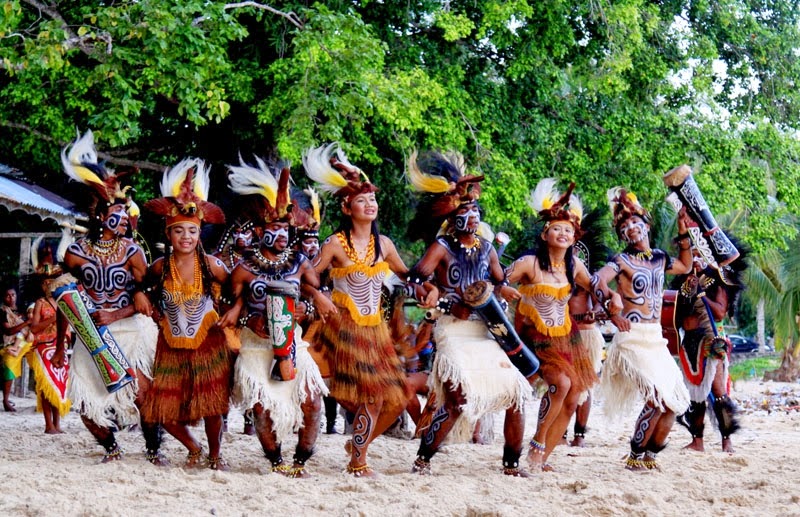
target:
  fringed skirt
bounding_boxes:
[233,326,328,443]
[68,313,158,428]
[579,326,606,375]
[140,326,231,424]
[428,316,531,444]
[600,322,690,418]
[680,328,730,402]
[520,322,598,400]
[28,338,71,416]
[315,306,407,408]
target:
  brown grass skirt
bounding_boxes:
[315,307,407,407]
[520,321,598,396]
[140,326,231,424]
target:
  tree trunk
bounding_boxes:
[756,298,766,352]
[763,340,800,382]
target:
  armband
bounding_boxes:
[435,298,453,315]
[303,298,316,317]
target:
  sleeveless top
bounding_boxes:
[330,261,390,327]
[517,283,572,337]
[161,256,218,349]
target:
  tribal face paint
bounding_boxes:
[103,206,130,237]
[619,217,649,245]
[454,206,480,233]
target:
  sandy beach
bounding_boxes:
[1,378,798,517]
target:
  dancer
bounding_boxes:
[220,157,327,477]
[304,143,435,477]
[1,284,30,412]
[503,179,604,471]
[404,150,531,477]
[53,130,162,464]
[592,188,692,471]
[141,158,231,470]
[566,209,611,447]
[674,244,748,453]
[28,247,72,434]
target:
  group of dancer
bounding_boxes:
[1,130,747,477]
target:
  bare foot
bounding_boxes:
[242,423,255,436]
[569,436,586,448]
[683,438,705,452]
[721,438,735,453]
[44,428,59,435]
[541,463,555,472]
[503,466,532,477]
[290,464,311,478]
[3,400,16,412]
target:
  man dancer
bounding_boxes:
[1,284,30,412]
[674,245,747,452]
[221,157,327,477]
[592,188,692,470]
[405,150,531,477]
[52,130,163,464]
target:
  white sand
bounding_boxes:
[1,379,798,516]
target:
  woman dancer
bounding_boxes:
[304,143,435,477]
[503,180,614,471]
[142,159,232,470]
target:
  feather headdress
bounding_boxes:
[61,129,132,218]
[291,186,322,240]
[302,143,378,201]
[144,158,225,227]
[405,149,484,219]
[606,187,651,236]
[227,155,293,225]
[529,178,584,238]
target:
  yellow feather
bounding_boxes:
[406,150,452,193]
[302,143,349,194]
[305,187,321,225]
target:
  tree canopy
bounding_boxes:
[2,0,800,257]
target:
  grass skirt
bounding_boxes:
[600,322,690,418]
[233,326,328,443]
[68,313,157,428]
[140,326,231,424]
[28,339,71,416]
[520,322,597,405]
[315,306,407,408]
[429,316,531,443]
[579,327,605,375]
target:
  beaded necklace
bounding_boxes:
[338,232,375,266]
[89,237,122,259]
[168,253,203,305]
[458,236,481,256]
[250,248,294,279]
[628,248,654,261]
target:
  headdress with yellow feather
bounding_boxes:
[405,149,484,219]
[61,129,133,219]
[144,158,225,227]
[291,186,322,241]
[606,187,651,237]
[226,155,294,226]
[302,143,378,203]
[529,178,584,239]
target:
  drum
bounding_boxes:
[262,280,299,380]
[462,280,540,379]
[51,278,135,393]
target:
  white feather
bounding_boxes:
[227,155,278,206]
[302,143,348,194]
[193,160,211,200]
[161,158,194,197]
[528,178,559,212]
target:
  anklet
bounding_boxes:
[207,455,229,471]
[529,438,546,455]
[185,448,204,468]
[625,451,647,470]
[272,464,293,475]
[102,442,124,463]
[411,456,432,475]
[346,463,373,477]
